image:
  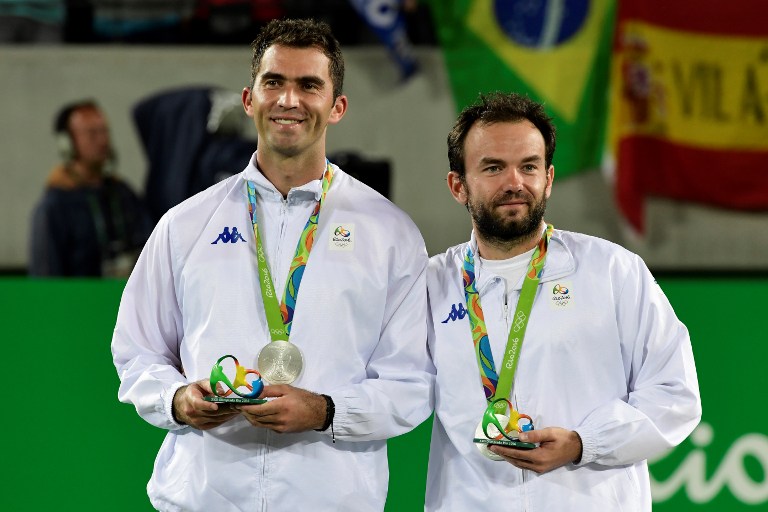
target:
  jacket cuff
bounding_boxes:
[573,426,597,465]
[161,381,189,430]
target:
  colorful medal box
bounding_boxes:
[204,354,266,405]
[473,398,536,459]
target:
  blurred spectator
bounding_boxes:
[0,0,65,43]
[133,86,256,221]
[29,100,153,277]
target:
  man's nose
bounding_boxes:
[501,169,524,192]
[278,86,299,108]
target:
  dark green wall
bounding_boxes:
[0,279,429,511]
[1,278,763,510]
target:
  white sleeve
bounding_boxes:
[111,214,188,431]
[324,243,436,441]
[574,255,701,466]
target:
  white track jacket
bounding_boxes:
[112,155,433,512]
[425,229,701,511]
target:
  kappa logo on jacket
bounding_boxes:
[210,226,246,244]
[441,303,468,323]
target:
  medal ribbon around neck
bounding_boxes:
[463,223,554,418]
[246,161,333,341]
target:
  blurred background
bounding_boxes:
[3,0,767,272]
[1,1,766,510]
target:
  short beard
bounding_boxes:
[467,190,547,251]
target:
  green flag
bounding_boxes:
[428,0,616,177]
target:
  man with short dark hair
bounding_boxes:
[112,18,433,511]
[425,92,701,511]
[30,100,152,276]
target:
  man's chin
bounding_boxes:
[266,142,302,158]
[493,218,542,239]
[495,211,529,226]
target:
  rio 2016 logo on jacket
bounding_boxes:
[329,224,354,251]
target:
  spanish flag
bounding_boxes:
[428,0,616,178]
[611,0,768,232]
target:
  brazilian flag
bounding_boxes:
[427,0,616,177]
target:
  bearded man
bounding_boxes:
[424,92,701,512]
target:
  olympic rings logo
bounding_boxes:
[513,311,527,332]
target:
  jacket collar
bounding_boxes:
[242,152,324,203]
[466,225,575,293]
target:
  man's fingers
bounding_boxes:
[172,379,248,430]
[197,411,241,430]
[240,402,280,422]
[491,449,548,473]
[490,446,536,464]
[237,386,325,433]
[508,459,545,474]
[518,429,548,444]
[259,384,290,398]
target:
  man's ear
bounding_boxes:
[545,164,555,199]
[447,171,468,205]
[327,94,348,125]
[242,87,253,117]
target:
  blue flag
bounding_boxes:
[348,0,419,80]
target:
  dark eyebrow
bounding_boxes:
[478,157,505,167]
[297,76,326,89]
[260,72,326,88]
[520,155,544,164]
[260,72,285,82]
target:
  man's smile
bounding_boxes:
[272,117,304,125]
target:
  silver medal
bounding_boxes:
[257,340,304,384]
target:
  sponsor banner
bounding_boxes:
[427,0,616,177]
[610,0,768,232]
[648,278,768,510]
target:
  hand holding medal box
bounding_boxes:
[465,225,554,460]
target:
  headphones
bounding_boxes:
[53,99,100,162]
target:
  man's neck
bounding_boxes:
[257,151,327,198]
[66,161,104,187]
[475,223,544,260]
